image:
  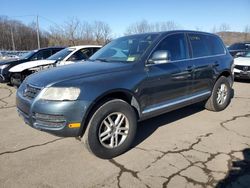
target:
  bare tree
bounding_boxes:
[0,16,49,50]
[80,22,94,44]
[219,23,231,32]
[125,20,151,35]
[125,20,179,35]
[93,21,112,44]
[243,25,250,41]
[64,17,81,46]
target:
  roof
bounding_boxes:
[125,30,216,37]
[37,46,66,50]
[67,45,102,50]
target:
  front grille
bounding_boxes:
[23,84,41,99]
[235,65,250,71]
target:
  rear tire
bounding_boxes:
[82,99,137,159]
[205,76,232,111]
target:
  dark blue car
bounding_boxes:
[16,31,234,158]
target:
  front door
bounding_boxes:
[142,33,192,115]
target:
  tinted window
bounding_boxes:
[189,34,210,58]
[48,48,74,61]
[189,34,225,58]
[81,48,92,58]
[92,47,100,54]
[153,33,188,61]
[30,50,51,61]
[52,48,63,54]
[41,50,52,59]
[207,35,225,55]
[68,50,88,61]
[228,43,246,50]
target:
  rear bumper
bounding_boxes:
[16,88,91,137]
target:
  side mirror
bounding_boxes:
[148,50,171,64]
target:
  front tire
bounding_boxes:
[83,99,137,159]
[10,73,22,87]
[205,76,232,111]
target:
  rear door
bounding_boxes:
[187,33,225,94]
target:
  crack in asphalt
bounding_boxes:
[144,133,213,170]
[108,126,248,188]
[0,86,15,109]
[109,158,150,188]
[107,133,213,188]
[220,113,250,139]
[0,138,65,156]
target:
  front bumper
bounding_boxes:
[0,68,10,83]
[234,68,250,79]
[16,88,91,137]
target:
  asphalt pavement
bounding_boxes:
[0,81,250,188]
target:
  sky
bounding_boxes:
[0,0,249,36]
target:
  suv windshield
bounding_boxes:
[20,51,36,59]
[89,34,159,62]
[47,48,74,61]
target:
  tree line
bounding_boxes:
[0,16,250,50]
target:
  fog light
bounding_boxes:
[33,113,66,128]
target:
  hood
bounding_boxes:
[26,61,133,87]
[9,59,56,72]
[234,57,250,66]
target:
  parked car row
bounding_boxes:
[0,45,101,86]
[0,51,28,60]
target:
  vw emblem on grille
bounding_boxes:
[243,66,248,71]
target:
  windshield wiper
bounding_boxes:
[95,58,109,62]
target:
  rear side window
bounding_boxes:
[154,33,188,61]
[189,34,225,58]
[207,35,225,55]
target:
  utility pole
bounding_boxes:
[36,15,40,49]
[10,26,15,51]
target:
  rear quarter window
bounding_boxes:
[188,34,225,58]
[207,35,225,55]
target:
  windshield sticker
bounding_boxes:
[127,57,135,61]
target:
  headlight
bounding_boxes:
[0,64,9,69]
[40,87,81,101]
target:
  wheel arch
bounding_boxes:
[78,89,141,137]
[216,70,233,87]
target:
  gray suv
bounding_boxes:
[16,31,234,158]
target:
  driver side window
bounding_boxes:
[153,33,188,61]
[68,50,88,61]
